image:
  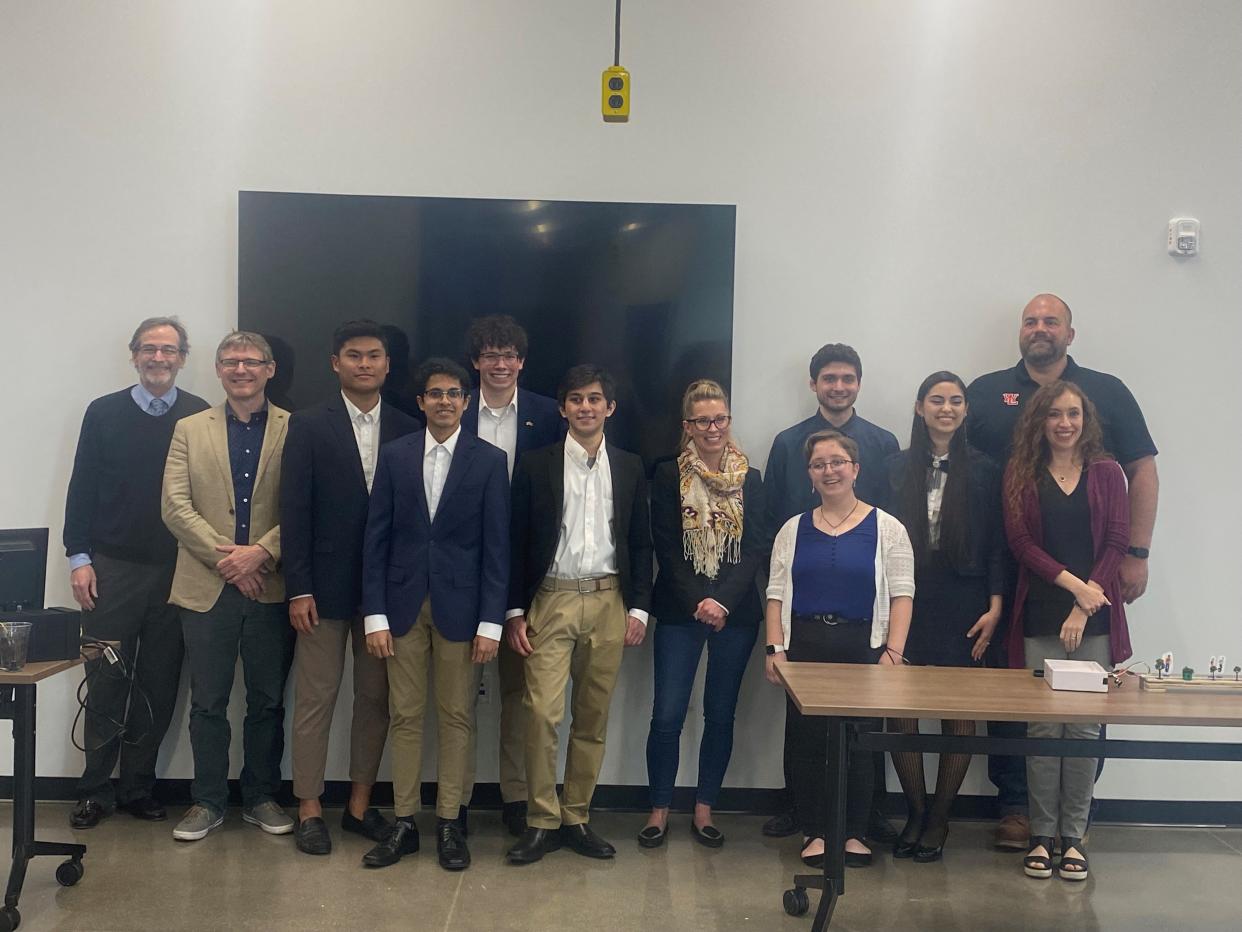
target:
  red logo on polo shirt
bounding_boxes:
[1002,393,1020,406]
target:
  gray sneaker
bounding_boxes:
[173,804,224,842]
[243,800,295,835]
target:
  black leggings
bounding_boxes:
[785,618,881,841]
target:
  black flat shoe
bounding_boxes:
[436,818,471,871]
[762,811,798,838]
[507,827,562,864]
[691,822,724,848]
[637,824,667,848]
[914,825,948,863]
[362,821,420,868]
[560,823,616,859]
[800,852,824,868]
[120,796,167,822]
[295,817,332,855]
[69,799,113,829]
[502,801,528,838]
[343,807,392,843]
[845,850,874,868]
[893,814,927,859]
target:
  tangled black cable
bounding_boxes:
[71,639,155,754]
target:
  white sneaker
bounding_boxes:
[173,804,224,841]
[243,800,295,835]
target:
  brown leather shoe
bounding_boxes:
[994,814,1030,851]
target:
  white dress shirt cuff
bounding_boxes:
[363,614,390,635]
[504,608,526,620]
[476,622,503,641]
[68,553,92,571]
[290,594,313,602]
[626,608,650,626]
[705,598,729,615]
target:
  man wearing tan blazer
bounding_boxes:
[162,331,295,842]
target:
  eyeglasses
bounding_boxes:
[685,415,731,431]
[478,352,520,364]
[137,344,184,358]
[423,388,464,401]
[218,357,270,370]
[808,458,855,472]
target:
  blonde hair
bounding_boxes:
[679,379,739,452]
[215,330,273,363]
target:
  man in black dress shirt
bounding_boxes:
[761,343,899,842]
[63,317,209,829]
[966,292,1158,849]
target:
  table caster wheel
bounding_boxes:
[783,887,810,916]
[0,905,20,931]
[56,859,84,887]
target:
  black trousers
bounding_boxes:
[78,553,184,806]
[785,618,881,841]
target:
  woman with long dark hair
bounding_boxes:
[880,371,1004,861]
[1004,380,1130,883]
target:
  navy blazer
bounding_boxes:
[279,397,420,619]
[462,387,565,466]
[362,429,510,641]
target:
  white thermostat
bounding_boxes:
[1168,217,1200,256]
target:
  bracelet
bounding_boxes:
[883,646,909,665]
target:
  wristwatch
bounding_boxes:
[1127,546,1150,559]
[765,644,785,656]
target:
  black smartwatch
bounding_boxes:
[1127,546,1150,559]
[765,644,785,656]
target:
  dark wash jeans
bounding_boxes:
[645,619,756,809]
[181,586,294,813]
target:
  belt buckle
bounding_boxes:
[577,577,596,594]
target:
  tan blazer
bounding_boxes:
[162,402,289,612]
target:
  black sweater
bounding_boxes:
[63,387,210,564]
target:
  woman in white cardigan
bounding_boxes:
[764,430,914,868]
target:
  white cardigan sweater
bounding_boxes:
[766,508,916,650]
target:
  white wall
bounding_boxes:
[3,1,1240,802]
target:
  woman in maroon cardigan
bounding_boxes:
[1003,380,1129,885]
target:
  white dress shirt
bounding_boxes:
[476,390,519,479]
[927,453,948,549]
[364,425,502,641]
[342,391,382,493]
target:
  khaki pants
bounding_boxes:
[388,599,476,820]
[291,615,390,800]
[523,585,626,829]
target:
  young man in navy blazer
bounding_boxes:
[280,320,420,856]
[460,314,564,837]
[360,357,509,872]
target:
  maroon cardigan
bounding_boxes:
[1003,459,1132,667]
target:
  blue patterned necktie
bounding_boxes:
[149,397,169,416]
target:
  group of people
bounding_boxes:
[63,293,1156,886]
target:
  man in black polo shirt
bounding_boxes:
[761,343,900,842]
[967,292,1158,849]
[64,317,210,828]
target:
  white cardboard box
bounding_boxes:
[1043,659,1109,693]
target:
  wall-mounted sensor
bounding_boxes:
[1168,218,1200,256]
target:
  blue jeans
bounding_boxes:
[645,620,756,809]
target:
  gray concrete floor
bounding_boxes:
[3,804,1240,931]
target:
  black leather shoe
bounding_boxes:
[762,811,798,838]
[70,799,113,829]
[691,822,725,848]
[502,801,528,837]
[867,814,899,845]
[457,804,469,838]
[362,821,420,868]
[295,817,332,855]
[560,823,616,859]
[437,818,471,871]
[120,796,167,821]
[506,827,563,865]
[342,807,392,843]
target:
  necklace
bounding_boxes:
[1051,462,1082,483]
[818,499,859,531]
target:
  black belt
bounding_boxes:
[791,612,870,626]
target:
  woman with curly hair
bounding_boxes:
[1003,380,1130,883]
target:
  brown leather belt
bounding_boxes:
[540,575,620,594]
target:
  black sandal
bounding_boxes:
[1023,836,1055,879]
[1058,837,1089,881]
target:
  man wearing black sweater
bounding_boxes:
[63,317,209,829]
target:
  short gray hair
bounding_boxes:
[129,317,190,354]
[215,330,273,363]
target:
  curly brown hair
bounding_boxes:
[1004,380,1111,520]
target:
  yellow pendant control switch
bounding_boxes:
[602,66,630,123]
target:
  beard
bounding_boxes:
[1021,337,1064,366]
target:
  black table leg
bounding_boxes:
[783,715,849,928]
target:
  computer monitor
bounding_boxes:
[0,528,48,612]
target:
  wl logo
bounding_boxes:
[1002,393,1020,406]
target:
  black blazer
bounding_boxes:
[462,387,566,465]
[650,460,765,625]
[509,440,653,615]
[279,396,420,619]
[879,446,1006,595]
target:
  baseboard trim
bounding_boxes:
[3,779,1238,827]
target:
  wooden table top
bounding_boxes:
[0,657,83,686]
[777,663,1242,727]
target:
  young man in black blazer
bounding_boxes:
[504,364,653,864]
[280,320,421,855]
[460,314,565,837]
